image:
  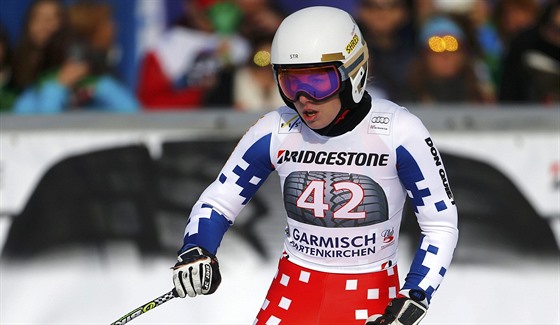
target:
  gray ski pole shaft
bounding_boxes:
[110,289,178,325]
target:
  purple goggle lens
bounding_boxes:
[277,65,342,102]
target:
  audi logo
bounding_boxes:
[371,116,390,124]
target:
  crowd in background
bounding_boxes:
[0,0,558,114]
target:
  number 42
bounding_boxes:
[296,180,366,219]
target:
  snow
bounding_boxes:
[1,170,558,325]
[0,230,558,325]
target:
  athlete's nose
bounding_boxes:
[297,94,312,104]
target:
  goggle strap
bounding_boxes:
[340,45,368,81]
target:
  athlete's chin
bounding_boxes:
[305,120,329,130]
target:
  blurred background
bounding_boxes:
[0,0,559,324]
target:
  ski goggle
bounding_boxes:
[276,64,342,102]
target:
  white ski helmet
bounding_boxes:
[271,6,369,108]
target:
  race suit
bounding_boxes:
[180,97,458,324]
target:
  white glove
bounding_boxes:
[172,246,221,298]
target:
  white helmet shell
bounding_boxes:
[271,6,369,104]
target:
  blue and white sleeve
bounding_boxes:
[394,107,459,305]
[179,114,277,255]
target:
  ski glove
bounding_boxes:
[172,246,222,298]
[365,289,427,325]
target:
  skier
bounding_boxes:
[172,6,458,325]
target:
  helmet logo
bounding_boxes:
[321,53,345,62]
[345,34,359,54]
[290,54,299,59]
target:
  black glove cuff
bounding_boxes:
[177,246,217,265]
[408,289,427,303]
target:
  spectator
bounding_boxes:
[412,0,438,26]
[234,0,286,44]
[499,1,560,104]
[494,0,540,49]
[405,14,495,104]
[468,0,503,93]
[11,0,65,92]
[230,0,285,111]
[0,25,18,112]
[233,35,284,111]
[356,0,417,101]
[13,0,140,114]
[136,0,250,110]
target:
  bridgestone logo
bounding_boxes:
[277,150,389,166]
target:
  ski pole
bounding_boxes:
[110,288,178,325]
